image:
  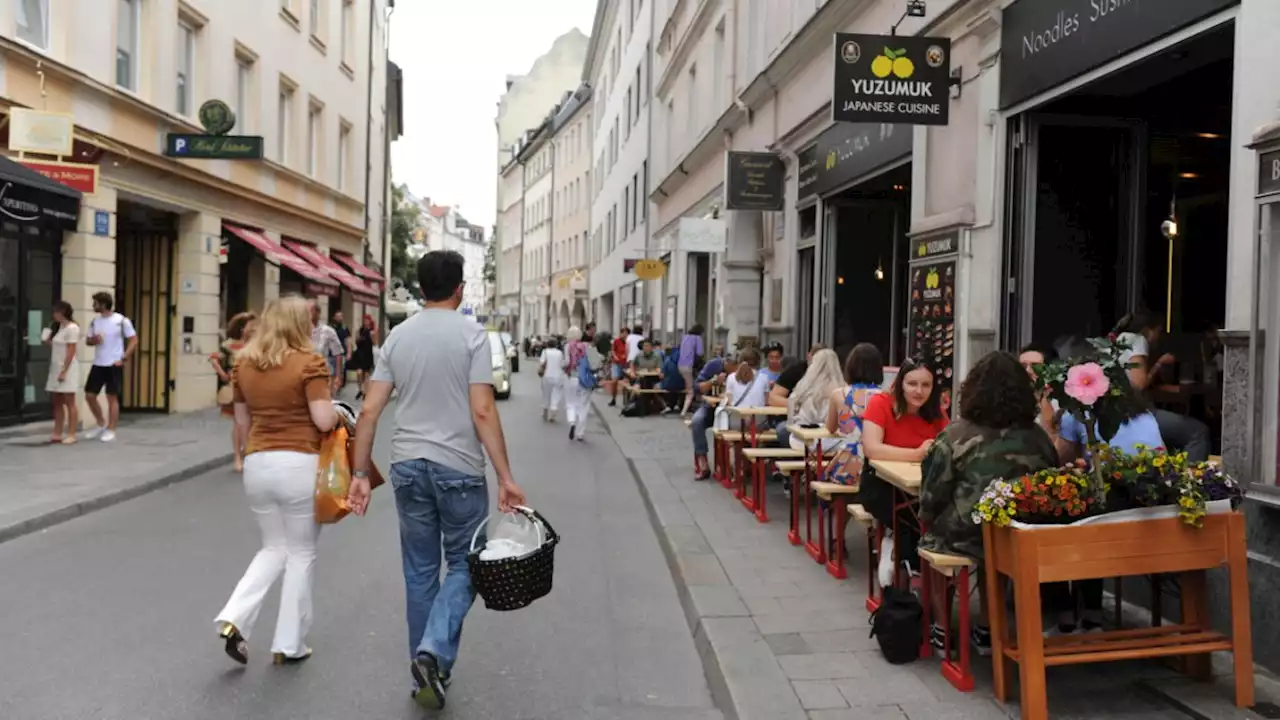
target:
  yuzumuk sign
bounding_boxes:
[832,33,951,126]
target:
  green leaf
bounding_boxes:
[896,48,907,56]
[884,47,896,58]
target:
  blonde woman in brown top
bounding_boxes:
[213,296,339,666]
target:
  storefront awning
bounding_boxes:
[222,223,338,293]
[281,238,380,305]
[330,250,383,284]
[0,154,81,231]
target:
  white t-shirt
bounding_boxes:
[725,372,768,409]
[1116,331,1149,366]
[540,348,566,378]
[626,334,645,363]
[87,312,137,367]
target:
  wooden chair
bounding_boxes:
[919,548,978,692]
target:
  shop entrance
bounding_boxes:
[115,201,176,413]
[0,224,61,425]
[1003,23,1234,453]
[823,163,912,363]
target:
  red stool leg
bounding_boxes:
[825,497,848,579]
[919,559,934,660]
[941,567,976,692]
[864,524,879,613]
[754,460,769,523]
[787,471,802,545]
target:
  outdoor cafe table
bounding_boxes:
[866,460,923,610]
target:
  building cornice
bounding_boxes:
[655,0,718,99]
[582,0,616,81]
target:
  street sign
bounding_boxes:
[94,210,110,236]
[832,33,951,126]
[165,134,264,159]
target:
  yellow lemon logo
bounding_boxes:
[872,48,914,79]
[926,269,939,289]
[826,151,837,170]
[633,258,667,281]
[917,243,927,257]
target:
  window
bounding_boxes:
[623,186,630,237]
[307,102,321,177]
[632,173,640,230]
[235,57,253,132]
[641,160,648,220]
[687,65,698,131]
[277,83,293,164]
[176,21,196,115]
[309,0,319,32]
[624,88,632,141]
[713,21,726,109]
[337,122,351,191]
[340,0,354,68]
[634,67,641,123]
[16,0,48,49]
[116,0,140,90]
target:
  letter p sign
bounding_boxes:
[174,138,187,154]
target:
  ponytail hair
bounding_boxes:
[735,347,760,384]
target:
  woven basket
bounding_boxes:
[467,506,560,612]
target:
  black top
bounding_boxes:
[775,361,807,393]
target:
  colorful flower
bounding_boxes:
[1064,363,1110,406]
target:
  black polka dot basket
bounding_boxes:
[467,506,560,612]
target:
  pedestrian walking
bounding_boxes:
[562,326,597,441]
[350,314,378,400]
[213,296,340,666]
[538,337,565,421]
[347,250,527,710]
[677,324,705,418]
[43,301,81,444]
[210,312,258,472]
[310,303,345,396]
[332,310,352,390]
[83,292,137,442]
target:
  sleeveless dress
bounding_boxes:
[824,383,879,486]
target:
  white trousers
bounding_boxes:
[542,375,564,413]
[214,450,320,657]
[564,377,592,436]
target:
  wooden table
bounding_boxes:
[864,460,923,611]
[869,460,922,495]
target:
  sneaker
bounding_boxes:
[84,427,104,440]
[1080,618,1105,633]
[100,430,117,443]
[877,533,896,588]
[1043,623,1078,638]
[971,625,992,657]
[568,426,576,440]
[411,652,446,710]
[608,399,617,407]
[930,623,947,654]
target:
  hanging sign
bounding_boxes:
[164,99,265,160]
[1259,148,1280,198]
[569,270,588,291]
[724,151,785,211]
[18,159,99,194]
[832,33,951,126]
[913,232,958,261]
[8,108,75,156]
[630,258,667,281]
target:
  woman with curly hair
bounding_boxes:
[918,350,1057,658]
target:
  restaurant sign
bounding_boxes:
[17,159,98,194]
[999,0,1234,109]
[1259,148,1280,198]
[164,99,265,160]
[797,145,818,200]
[913,232,958,260]
[811,122,911,197]
[832,33,951,126]
[724,151,785,211]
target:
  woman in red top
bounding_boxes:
[863,359,948,462]
[608,327,630,406]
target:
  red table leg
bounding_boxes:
[754,458,769,523]
[825,496,849,579]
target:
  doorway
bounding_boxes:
[0,223,61,425]
[115,201,176,413]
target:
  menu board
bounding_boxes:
[908,258,956,393]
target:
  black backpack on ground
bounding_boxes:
[869,586,923,665]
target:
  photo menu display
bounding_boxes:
[908,258,956,392]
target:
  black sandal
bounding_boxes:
[218,622,248,665]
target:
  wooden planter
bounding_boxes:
[981,512,1254,720]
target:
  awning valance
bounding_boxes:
[330,250,383,284]
[222,223,338,292]
[0,154,81,231]
[281,238,380,305]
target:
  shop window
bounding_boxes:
[799,206,816,239]
[116,0,140,91]
[16,0,48,50]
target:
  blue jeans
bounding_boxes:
[691,404,712,456]
[390,458,489,674]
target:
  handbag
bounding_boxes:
[713,373,762,431]
[216,384,235,406]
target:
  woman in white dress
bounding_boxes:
[538,338,566,421]
[44,301,81,444]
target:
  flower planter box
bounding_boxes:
[981,511,1254,720]
[1008,498,1233,530]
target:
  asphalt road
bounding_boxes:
[0,371,720,720]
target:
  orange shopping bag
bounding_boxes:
[315,426,353,524]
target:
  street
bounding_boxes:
[0,372,720,720]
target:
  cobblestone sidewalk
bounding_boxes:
[0,408,234,543]
[594,398,1271,720]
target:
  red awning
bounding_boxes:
[282,238,381,305]
[223,224,338,290]
[330,251,383,284]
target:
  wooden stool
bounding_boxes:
[740,447,803,522]
[847,504,878,611]
[712,430,742,489]
[809,481,859,579]
[919,548,978,692]
[776,459,807,546]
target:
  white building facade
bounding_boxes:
[496,159,525,329]
[550,86,593,333]
[585,0,654,336]
[518,127,555,337]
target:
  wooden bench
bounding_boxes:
[775,459,807,474]
[846,503,881,612]
[919,548,978,692]
[847,503,875,528]
[711,429,777,490]
[739,447,805,521]
[800,481,860,579]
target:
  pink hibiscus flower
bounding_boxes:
[1064,363,1110,406]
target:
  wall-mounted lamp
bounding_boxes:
[837,276,845,285]
[874,258,885,281]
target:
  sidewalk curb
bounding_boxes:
[594,401,740,720]
[0,453,233,545]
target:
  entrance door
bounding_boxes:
[0,228,61,425]
[796,246,815,353]
[1004,114,1146,350]
[818,205,839,345]
[115,208,175,413]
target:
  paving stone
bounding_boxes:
[792,680,849,710]
[800,630,880,653]
[755,612,864,635]
[764,632,812,656]
[698,618,807,720]
[778,653,868,681]
[807,708,906,720]
[897,701,1009,720]
[687,585,749,618]
[674,552,729,586]
[835,673,937,707]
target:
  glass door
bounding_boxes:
[795,246,815,353]
[0,229,60,426]
[0,236,19,423]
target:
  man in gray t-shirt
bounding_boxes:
[349,250,525,711]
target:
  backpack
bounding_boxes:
[577,352,598,390]
[869,586,923,665]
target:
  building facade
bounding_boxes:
[549,85,593,333]
[0,0,396,426]
[585,0,653,336]
[494,28,589,336]
[518,125,554,337]
[496,160,524,329]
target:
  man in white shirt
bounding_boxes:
[310,302,345,393]
[625,325,645,364]
[83,291,138,442]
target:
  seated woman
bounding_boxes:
[919,351,1058,657]
[1112,311,1210,461]
[823,343,884,485]
[1043,351,1165,635]
[861,358,949,583]
[785,348,845,454]
[718,347,769,431]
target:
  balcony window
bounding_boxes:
[16,0,48,49]
[176,22,195,115]
[116,0,140,90]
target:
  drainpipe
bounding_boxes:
[644,0,656,331]
[363,0,386,333]
[516,155,526,339]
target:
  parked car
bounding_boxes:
[488,331,512,399]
